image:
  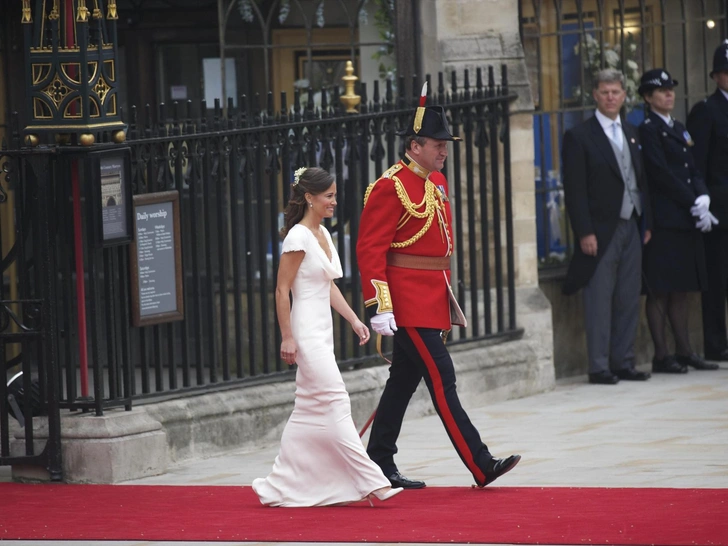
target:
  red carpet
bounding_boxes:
[1,483,726,544]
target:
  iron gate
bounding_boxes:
[1,149,63,479]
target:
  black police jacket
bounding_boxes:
[687,89,728,228]
[639,110,708,231]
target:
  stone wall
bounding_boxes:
[541,276,705,378]
[419,0,537,289]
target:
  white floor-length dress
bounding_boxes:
[252,224,391,507]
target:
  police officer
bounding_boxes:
[356,84,520,489]
[638,68,718,373]
[687,40,728,364]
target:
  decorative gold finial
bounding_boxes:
[77,0,90,22]
[79,133,95,146]
[21,0,32,23]
[111,130,126,143]
[24,134,39,147]
[49,0,60,20]
[107,0,118,20]
[340,60,361,114]
[92,0,102,19]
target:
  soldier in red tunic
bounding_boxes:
[356,84,521,489]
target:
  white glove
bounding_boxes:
[690,195,711,218]
[370,312,397,336]
[696,211,719,232]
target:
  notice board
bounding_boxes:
[88,147,133,247]
[129,191,184,327]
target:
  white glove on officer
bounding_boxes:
[370,312,398,336]
[690,194,711,218]
[696,211,719,233]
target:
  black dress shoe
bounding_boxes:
[589,371,619,384]
[613,368,651,381]
[676,353,719,370]
[478,454,521,487]
[704,348,728,362]
[387,471,426,489]
[652,355,688,374]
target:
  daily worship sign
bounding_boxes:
[129,191,184,327]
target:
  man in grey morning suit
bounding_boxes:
[562,69,653,385]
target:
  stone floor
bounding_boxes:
[3,364,727,546]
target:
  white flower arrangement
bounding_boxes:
[573,33,641,110]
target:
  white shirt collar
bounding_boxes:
[594,109,621,132]
[653,111,673,126]
[720,88,728,102]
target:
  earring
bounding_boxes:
[308,202,313,208]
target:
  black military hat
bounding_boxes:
[638,68,678,96]
[398,82,462,141]
[710,39,728,77]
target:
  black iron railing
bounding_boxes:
[1,67,519,428]
[0,150,63,478]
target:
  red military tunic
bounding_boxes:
[357,156,454,330]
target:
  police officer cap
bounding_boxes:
[398,82,462,141]
[710,39,728,77]
[638,68,678,96]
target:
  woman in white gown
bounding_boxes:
[252,167,403,507]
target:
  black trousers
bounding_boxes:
[701,229,728,356]
[366,327,493,486]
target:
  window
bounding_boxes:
[519,0,728,270]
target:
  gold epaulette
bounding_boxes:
[363,164,404,207]
[382,163,403,179]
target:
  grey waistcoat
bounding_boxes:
[608,134,642,220]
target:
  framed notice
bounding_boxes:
[89,148,133,247]
[129,191,184,327]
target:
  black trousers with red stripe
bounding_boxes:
[366,327,493,486]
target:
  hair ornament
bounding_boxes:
[293,167,307,186]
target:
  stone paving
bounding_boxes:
[3,365,727,546]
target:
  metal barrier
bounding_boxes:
[0,67,520,474]
[0,151,62,479]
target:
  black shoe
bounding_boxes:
[588,371,620,384]
[613,368,651,381]
[652,355,688,374]
[387,471,426,489]
[704,349,728,362]
[478,454,521,487]
[676,353,719,370]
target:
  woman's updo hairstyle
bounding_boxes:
[280,167,335,237]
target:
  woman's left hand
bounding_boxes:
[352,319,370,346]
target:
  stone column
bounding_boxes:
[418,0,552,384]
[419,0,538,287]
